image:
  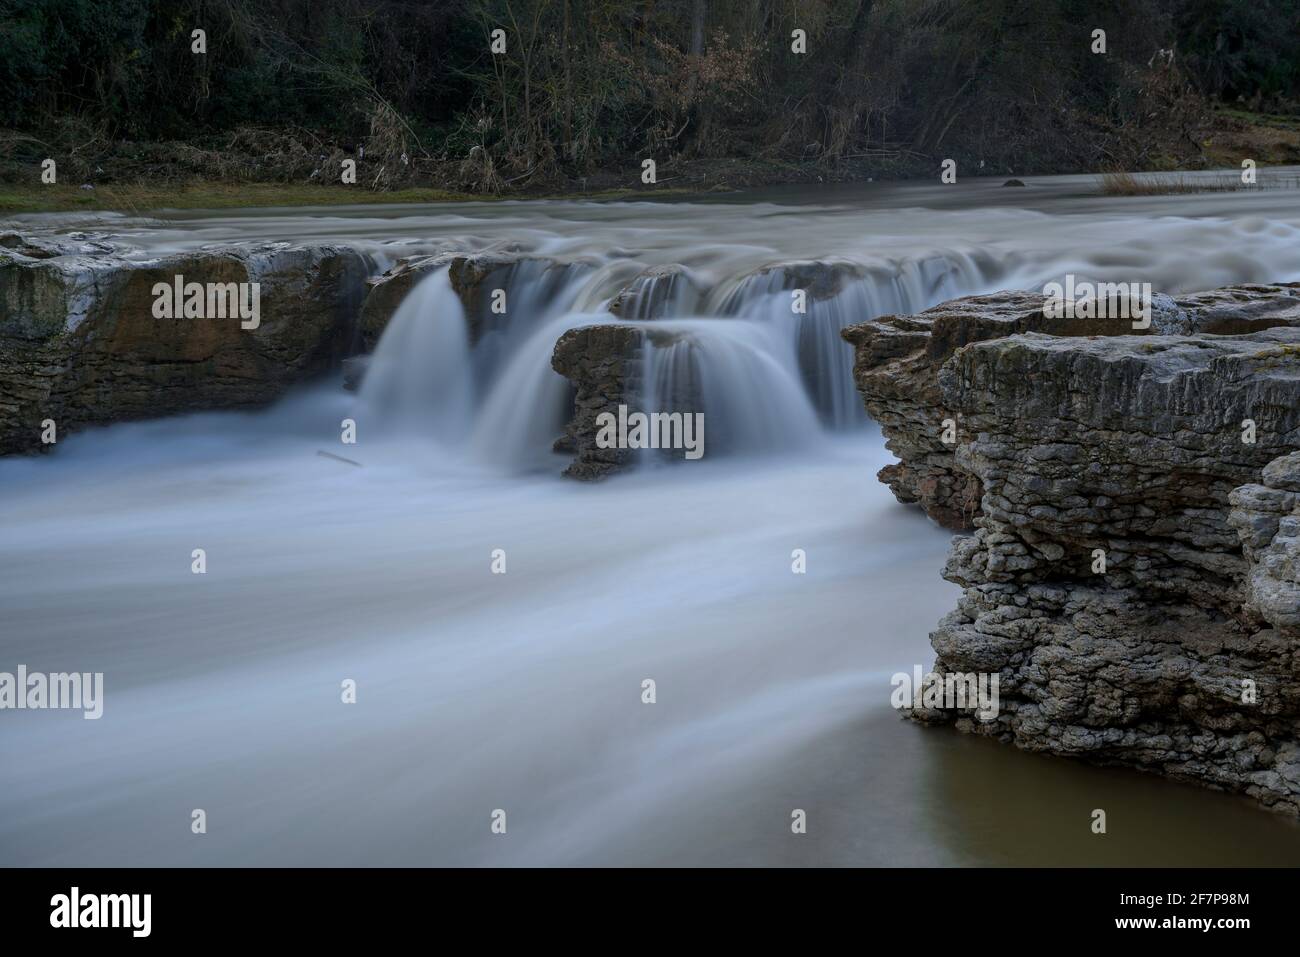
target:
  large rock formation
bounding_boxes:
[845,287,1300,814]
[0,237,369,455]
[844,284,1300,528]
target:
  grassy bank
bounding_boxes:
[1200,107,1300,168]
[0,178,725,214]
[0,182,482,214]
[4,107,1298,215]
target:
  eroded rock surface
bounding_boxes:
[1,240,369,454]
[1231,451,1300,634]
[550,323,647,479]
[864,306,1300,814]
[844,284,1300,529]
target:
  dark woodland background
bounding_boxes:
[2,0,1299,193]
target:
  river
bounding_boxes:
[4,170,1300,865]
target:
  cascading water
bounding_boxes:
[469,312,597,470]
[471,259,593,390]
[610,267,703,320]
[354,248,1002,469]
[354,267,473,445]
[712,251,998,428]
[636,320,825,460]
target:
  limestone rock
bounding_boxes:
[550,323,647,480]
[843,284,1300,529]
[1231,452,1300,633]
[865,300,1300,814]
[0,239,369,455]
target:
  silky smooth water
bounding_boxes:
[4,170,1300,865]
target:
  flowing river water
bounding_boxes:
[5,171,1300,865]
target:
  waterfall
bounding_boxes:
[19,185,1300,868]
[612,267,702,319]
[711,252,995,428]
[354,267,473,445]
[470,313,597,470]
[638,320,824,460]
[471,259,592,390]
[354,249,1001,468]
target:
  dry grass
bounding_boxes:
[1099,165,1300,197]
[1203,108,1300,167]
[1099,169,1241,196]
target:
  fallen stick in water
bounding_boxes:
[316,450,363,467]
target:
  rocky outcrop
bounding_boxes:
[1231,451,1300,634]
[550,323,647,480]
[844,283,1300,528]
[0,238,369,455]
[550,321,715,479]
[857,294,1300,813]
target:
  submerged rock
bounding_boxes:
[341,354,370,392]
[722,259,867,308]
[607,264,702,319]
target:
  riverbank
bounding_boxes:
[5,108,1298,215]
[0,157,845,214]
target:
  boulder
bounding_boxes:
[550,323,648,480]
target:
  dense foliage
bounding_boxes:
[2,0,1297,187]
